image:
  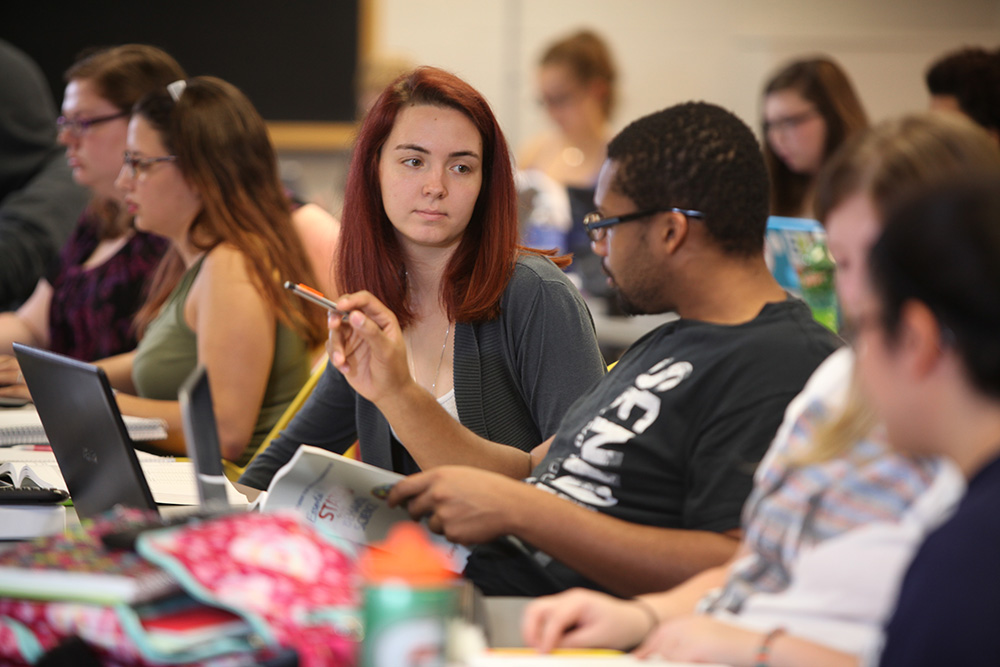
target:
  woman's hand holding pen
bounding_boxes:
[327,290,413,404]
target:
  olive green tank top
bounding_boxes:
[132,254,311,466]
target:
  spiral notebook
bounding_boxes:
[0,407,166,446]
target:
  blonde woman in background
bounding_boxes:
[517,30,618,299]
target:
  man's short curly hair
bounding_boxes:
[925,46,1000,134]
[606,102,770,256]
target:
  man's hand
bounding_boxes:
[387,466,527,545]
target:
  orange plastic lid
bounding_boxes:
[359,523,458,586]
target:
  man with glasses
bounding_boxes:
[0,40,88,309]
[335,102,841,597]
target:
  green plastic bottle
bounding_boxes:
[799,237,838,333]
[359,523,459,667]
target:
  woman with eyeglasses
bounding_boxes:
[0,45,181,365]
[239,66,605,489]
[49,75,328,466]
[522,113,1000,667]
[519,29,616,195]
[762,56,868,219]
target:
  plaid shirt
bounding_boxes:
[705,397,941,614]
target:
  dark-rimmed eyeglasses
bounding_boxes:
[122,151,177,178]
[56,111,129,136]
[583,207,704,243]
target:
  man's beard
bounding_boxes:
[611,285,649,316]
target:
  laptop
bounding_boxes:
[178,365,230,510]
[12,343,160,520]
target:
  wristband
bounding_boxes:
[754,627,786,667]
[632,597,660,637]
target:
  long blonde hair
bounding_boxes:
[804,112,1000,463]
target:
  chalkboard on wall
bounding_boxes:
[4,0,359,124]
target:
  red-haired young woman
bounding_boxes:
[241,66,606,488]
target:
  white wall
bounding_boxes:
[286,0,1000,212]
[375,0,1000,146]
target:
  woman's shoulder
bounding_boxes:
[200,242,249,272]
[504,253,581,302]
[511,251,574,284]
[192,243,260,298]
[494,253,590,329]
[517,130,561,169]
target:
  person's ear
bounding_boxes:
[898,300,947,379]
[658,211,691,255]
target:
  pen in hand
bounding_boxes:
[284,281,351,321]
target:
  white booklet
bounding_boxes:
[260,445,469,570]
[0,459,63,489]
[0,461,67,539]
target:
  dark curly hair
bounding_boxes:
[925,46,1000,134]
[606,101,770,256]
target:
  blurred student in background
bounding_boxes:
[517,29,618,302]
[239,66,605,490]
[522,112,1000,666]
[925,44,1000,145]
[0,40,90,310]
[96,77,325,465]
[519,29,616,198]
[860,178,1000,667]
[762,56,868,218]
[0,45,180,361]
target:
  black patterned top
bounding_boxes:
[46,211,168,361]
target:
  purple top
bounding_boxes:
[46,211,168,361]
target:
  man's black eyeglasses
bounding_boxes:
[583,207,704,242]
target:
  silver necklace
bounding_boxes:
[407,322,451,394]
[430,322,451,394]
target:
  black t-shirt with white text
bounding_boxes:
[465,298,841,596]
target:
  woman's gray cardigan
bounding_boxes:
[240,253,606,489]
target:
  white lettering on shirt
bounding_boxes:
[537,358,694,508]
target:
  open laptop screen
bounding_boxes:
[178,365,229,509]
[12,343,159,520]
